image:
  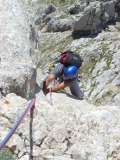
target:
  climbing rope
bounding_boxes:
[0,98,36,150]
[49,88,53,106]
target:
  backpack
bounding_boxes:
[60,51,83,68]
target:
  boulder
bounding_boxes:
[0,62,36,99]
[115,0,120,19]
[47,18,73,32]
[73,1,116,37]
[68,2,87,15]
[35,4,56,26]
[68,5,81,15]
[44,4,56,15]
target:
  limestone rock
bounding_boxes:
[73,1,116,36]
[68,5,81,15]
[1,93,120,160]
[115,0,120,18]
[44,4,56,15]
[35,4,56,26]
[47,18,73,32]
[0,0,36,98]
[69,26,120,105]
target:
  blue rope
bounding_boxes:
[0,98,35,150]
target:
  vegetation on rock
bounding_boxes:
[0,149,15,160]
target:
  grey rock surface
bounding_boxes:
[68,5,81,15]
[0,0,36,98]
[73,1,116,36]
[44,4,56,15]
[0,0,120,159]
[35,4,56,26]
[0,93,120,160]
[35,22,120,105]
[47,18,73,32]
[115,0,120,18]
[70,26,120,105]
[33,0,120,34]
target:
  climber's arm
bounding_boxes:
[51,81,67,92]
[43,78,67,94]
[42,74,55,95]
[45,74,55,87]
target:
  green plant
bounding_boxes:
[47,0,75,6]
[0,149,15,160]
[100,41,112,69]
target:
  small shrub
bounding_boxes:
[0,149,15,160]
[47,0,75,6]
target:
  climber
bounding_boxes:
[42,50,84,100]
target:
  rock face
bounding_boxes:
[115,0,120,18]
[35,4,56,26]
[33,0,120,34]
[35,22,120,105]
[73,0,116,36]
[35,4,73,32]
[1,0,120,160]
[0,93,120,160]
[69,26,120,105]
[0,0,36,98]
